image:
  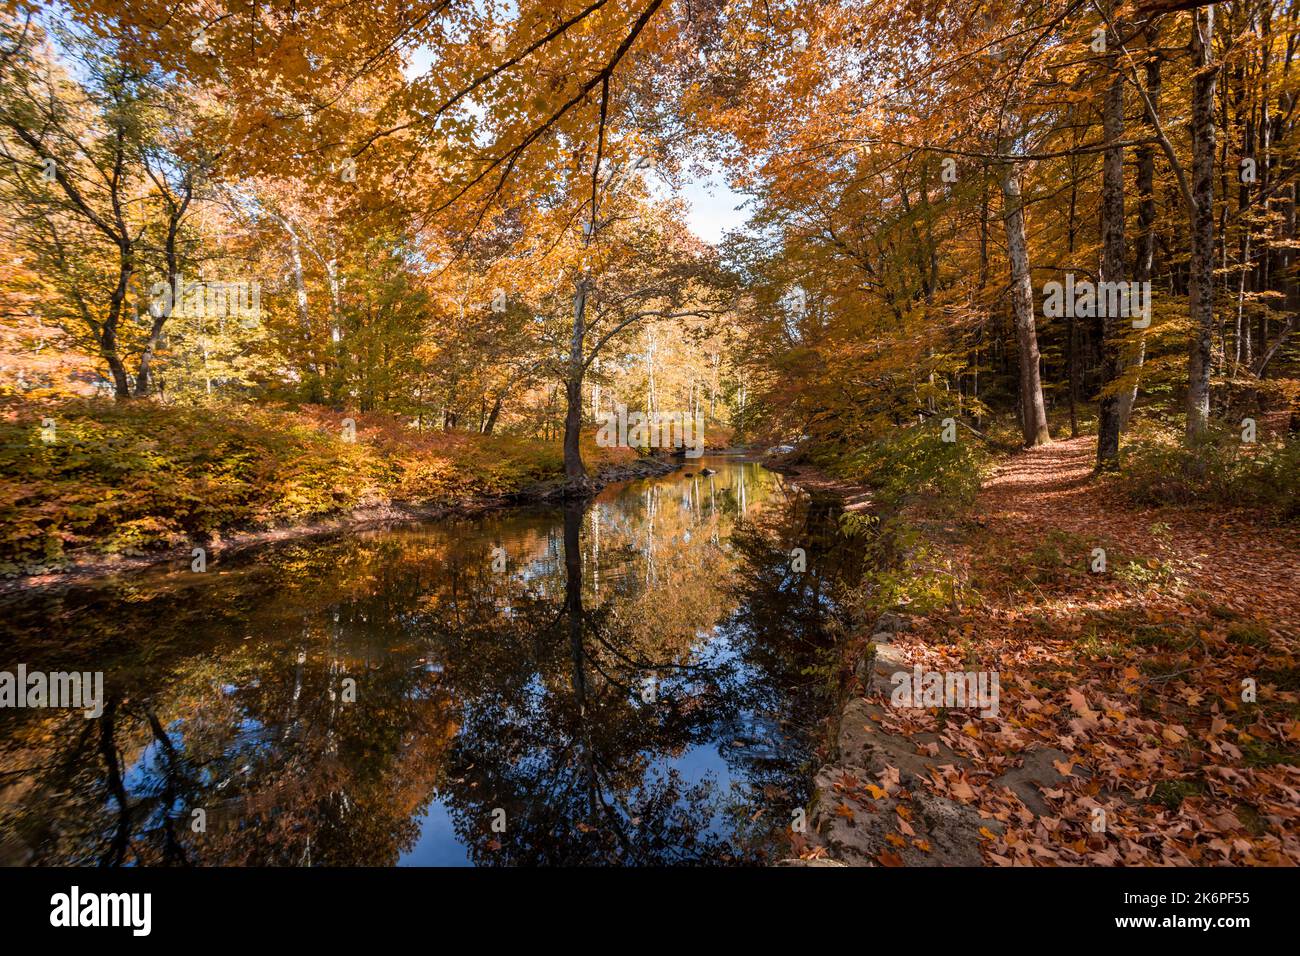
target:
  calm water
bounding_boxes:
[0,455,866,865]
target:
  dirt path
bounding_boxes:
[978,436,1300,629]
[801,436,1300,866]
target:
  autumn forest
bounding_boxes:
[0,0,1298,893]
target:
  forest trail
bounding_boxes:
[978,436,1300,630]
[804,437,1300,866]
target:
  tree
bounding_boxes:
[0,15,210,399]
[1096,15,1127,468]
[1185,4,1219,441]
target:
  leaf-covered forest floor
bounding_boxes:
[807,436,1300,866]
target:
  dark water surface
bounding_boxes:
[0,455,866,865]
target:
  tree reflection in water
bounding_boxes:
[0,457,867,866]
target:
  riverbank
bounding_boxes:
[0,398,677,594]
[770,455,985,866]
[781,438,1300,867]
[761,455,875,513]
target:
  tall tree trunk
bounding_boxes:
[483,393,504,434]
[134,307,169,399]
[999,140,1051,447]
[288,230,323,404]
[1119,37,1160,430]
[102,326,131,399]
[104,255,133,400]
[1066,143,1080,438]
[1097,69,1126,468]
[1186,6,1219,442]
[1257,180,1298,375]
[563,282,589,484]
[135,182,191,399]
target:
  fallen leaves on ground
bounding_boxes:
[866,436,1300,865]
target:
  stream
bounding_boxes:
[0,454,867,865]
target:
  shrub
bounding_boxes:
[1119,424,1300,520]
[826,421,990,513]
[0,398,578,572]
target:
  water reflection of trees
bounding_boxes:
[0,462,865,865]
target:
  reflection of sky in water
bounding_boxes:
[402,801,472,866]
[399,534,799,865]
